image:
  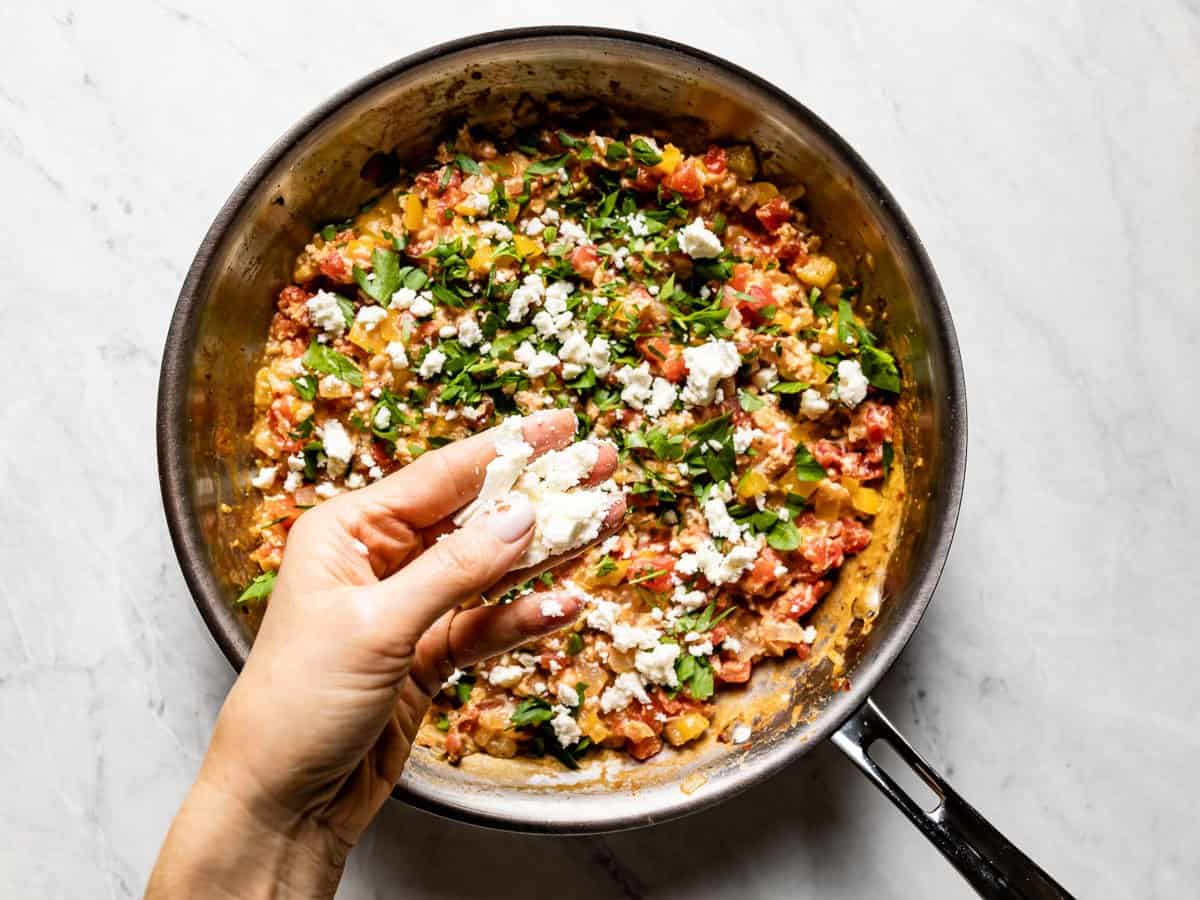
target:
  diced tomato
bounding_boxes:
[278,284,312,313]
[725,283,775,326]
[318,252,348,280]
[702,145,727,175]
[727,263,754,294]
[839,517,872,555]
[772,580,830,619]
[755,196,793,233]
[854,402,894,446]
[630,166,661,192]
[414,167,462,197]
[715,658,752,683]
[625,553,676,593]
[739,548,784,597]
[662,159,704,201]
[773,237,808,266]
[636,337,687,383]
[570,244,599,280]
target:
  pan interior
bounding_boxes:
[164,30,962,832]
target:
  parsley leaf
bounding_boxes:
[882,441,895,479]
[510,697,555,728]
[632,138,663,166]
[302,339,363,387]
[526,154,569,176]
[767,519,802,552]
[454,153,481,175]
[291,374,318,400]
[236,571,276,607]
[738,390,765,412]
[771,381,810,395]
[605,141,628,162]
[793,444,827,482]
[566,632,585,655]
[353,248,402,305]
[860,345,901,393]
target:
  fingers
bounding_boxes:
[347,409,577,530]
[366,493,537,641]
[418,439,620,546]
[408,591,583,695]
[485,493,627,600]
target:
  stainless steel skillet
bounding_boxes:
[156,27,1072,898]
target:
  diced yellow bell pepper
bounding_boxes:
[736,469,770,499]
[350,307,404,354]
[403,194,423,231]
[513,234,542,259]
[852,487,883,515]
[780,469,821,499]
[653,143,683,175]
[841,477,861,494]
[506,203,520,222]
[253,367,273,408]
[586,558,630,589]
[664,712,710,747]
[751,181,779,204]
[794,254,838,289]
[579,709,611,744]
[726,145,757,180]
[345,238,373,264]
[468,241,494,273]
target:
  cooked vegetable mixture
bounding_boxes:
[243,126,900,767]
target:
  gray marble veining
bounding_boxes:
[1,1,1197,897]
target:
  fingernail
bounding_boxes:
[482,493,535,542]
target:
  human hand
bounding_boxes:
[147,409,624,899]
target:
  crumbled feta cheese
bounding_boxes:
[346,472,366,490]
[443,668,464,688]
[722,636,742,654]
[321,420,354,477]
[672,586,709,611]
[611,624,663,652]
[355,305,387,332]
[532,282,574,339]
[550,707,582,746]
[385,341,409,369]
[677,217,723,259]
[800,388,830,419]
[600,672,651,713]
[287,452,305,472]
[586,598,621,633]
[438,324,457,338]
[541,208,560,225]
[703,492,744,541]
[487,664,527,688]
[477,220,513,241]
[733,427,762,454]
[514,341,560,378]
[556,330,591,379]
[462,192,490,216]
[611,246,630,270]
[731,723,752,743]
[453,416,532,525]
[314,481,340,499]
[556,682,580,707]
[390,287,416,310]
[837,359,869,407]
[522,217,545,236]
[372,406,392,431]
[418,348,447,378]
[409,295,435,318]
[688,640,714,657]
[558,220,587,244]
[645,377,678,418]
[624,212,650,236]
[635,642,681,686]
[457,315,483,348]
[802,625,818,644]
[676,538,759,585]
[508,274,545,322]
[540,597,566,618]
[681,340,741,406]
[368,465,383,481]
[305,290,347,336]
[614,362,654,409]
[753,366,779,391]
[283,470,302,492]
[250,466,277,489]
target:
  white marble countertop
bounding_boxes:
[3,2,1197,897]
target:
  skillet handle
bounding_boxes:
[832,698,1074,899]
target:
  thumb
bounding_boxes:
[367,493,536,642]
